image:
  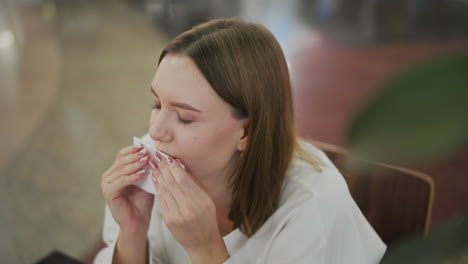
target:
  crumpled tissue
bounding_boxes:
[132,136,170,195]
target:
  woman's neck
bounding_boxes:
[200,168,233,216]
[200,174,235,236]
[197,155,239,235]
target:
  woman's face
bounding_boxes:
[149,54,247,183]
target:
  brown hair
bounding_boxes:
[158,18,320,237]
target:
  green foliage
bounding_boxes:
[347,50,468,166]
[381,208,468,264]
[346,50,468,263]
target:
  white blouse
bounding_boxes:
[94,141,386,264]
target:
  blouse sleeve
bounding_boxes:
[93,205,166,264]
[93,205,120,264]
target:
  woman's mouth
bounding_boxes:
[155,148,171,159]
[154,147,181,164]
[153,144,186,170]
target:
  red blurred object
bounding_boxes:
[291,35,468,227]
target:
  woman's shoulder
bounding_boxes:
[284,140,350,200]
[276,141,386,261]
[277,140,358,221]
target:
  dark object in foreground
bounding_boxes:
[381,208,468,264]
[35,250,82,264]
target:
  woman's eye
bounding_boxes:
[177,116,193,125]
[151,104,192,125]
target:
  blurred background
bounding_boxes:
[0,0,467,263]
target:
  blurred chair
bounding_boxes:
[311,140,434,247]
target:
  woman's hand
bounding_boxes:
[101,144,155,236]
[152,153,230,264]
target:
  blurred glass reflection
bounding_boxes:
[300,0,468,44]
[134,0,468,44]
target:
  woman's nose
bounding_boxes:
[149,115,172,142]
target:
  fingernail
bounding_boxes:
[153,153,162,164]
[133,143,143,149]
[176,159,186,170]
[152,175,157,182]
[139,156,148,162]
[166,156,173,165]
[136,169,145,174]
[149,160,157,170]
[139,148,147,154]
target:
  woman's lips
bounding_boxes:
[155,148,171,159]
[153,148,179,162]
[152,144,186,170]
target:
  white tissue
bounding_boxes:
[132,136,170,195]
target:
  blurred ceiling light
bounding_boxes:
[0,30,15,49]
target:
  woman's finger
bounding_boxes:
[113,148,148,169]
[155,163,181,211]
[154,170,170,215]
[105,170,146,201]
[160,160,186,203]
[103,146,146,180]
[106,155,148,184]
[116,144,143,160]
[168,157,206,196]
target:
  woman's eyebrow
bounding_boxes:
[150,86,203,113]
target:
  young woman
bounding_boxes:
[95,18,386,264]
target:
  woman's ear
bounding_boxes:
[237,118,249,152]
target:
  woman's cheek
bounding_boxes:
[179,135,210,166]
[183,135,207,158]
